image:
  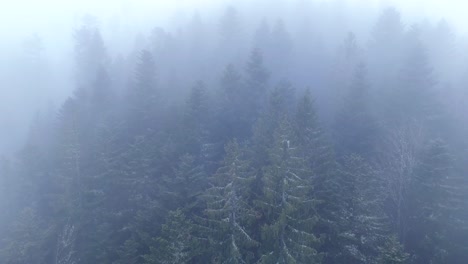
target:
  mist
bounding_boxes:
[0,0,467,263]
[0,0,467,154]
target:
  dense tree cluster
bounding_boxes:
[1,2,467,264]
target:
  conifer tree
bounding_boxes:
[406,139,453,263]
[127,49,159,135]
[183,81,210,157]
[293,91,340,263]
[161,154,206,213]
[73,16,108,88]
[244,49,270,125]
[334,63,379,158]
[257,118,322,264]
[339,155,389,263]
[390,27,437,128]
[216,64,246,141]
[196,140,259,263]
[377,236,409,264]
[144,210,198,264]
[253,81,295,168]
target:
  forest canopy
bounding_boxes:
[0,1,467,263]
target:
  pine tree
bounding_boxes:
[183,81,210,156]
[257,118,322,264]
[73,15,108,88]
[406,139,453,263]
[377,236,409,264]
[328,32,362,118]
[293,91,340,263]
[268,19,293,80]
[127,49,159,135]
[162,154,206,213]
[244,49,270,124]
[442,163,468,263]
[368,7,406,121]
[389,26,438,128]
[91,66,113,113]
[334,63,379,158]
[216,64,247,141]
[0,158,12,223]
[293,90,334,172]
[252,81,296,168]
[369,7,405,82]
[338,155,389,263]
[144,210,198,264]
[0,207,53,264]
[196,140,259,263]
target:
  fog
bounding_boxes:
[0,0,467,263]
[2,0,468,155]
[0,0,467,154]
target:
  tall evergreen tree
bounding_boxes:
[377,236,409,264]
[338,155,389,263]
[73,16,108,88]
[127,49,159,136]
[144,210,199,264]
[244,48,270,123]
[196,140,259,263]
[406,140,453,263]
[389,27,438,128]
[257,118,322,264]
[253,81,295,168]
[216,64,247,141]
[334,63,379,158]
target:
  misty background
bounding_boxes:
[1,0,468,155]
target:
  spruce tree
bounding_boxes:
[243,49,270,127]
[257,118,322,264]
[144,210,198,264]
[196,140,259,263]
[127,49,159,136]
[334,63,379,158]
[406,139,453,263]
[339,155,389,263]
[216,64,246,141]
[377,236,409,264]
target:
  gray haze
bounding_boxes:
[1,1,468,263]
[0,0,468,155]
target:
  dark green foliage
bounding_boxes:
[293,90,334,171]
[292,91,340,263]
[162,154,206,213]
[253,81,295,167]
[257,119,322,264]
[338,155,389,263]
[378,236,409,264]
[144,210,198,264]
[0,207,54,264]
[195,140,259,263]
[406,140,454,263]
